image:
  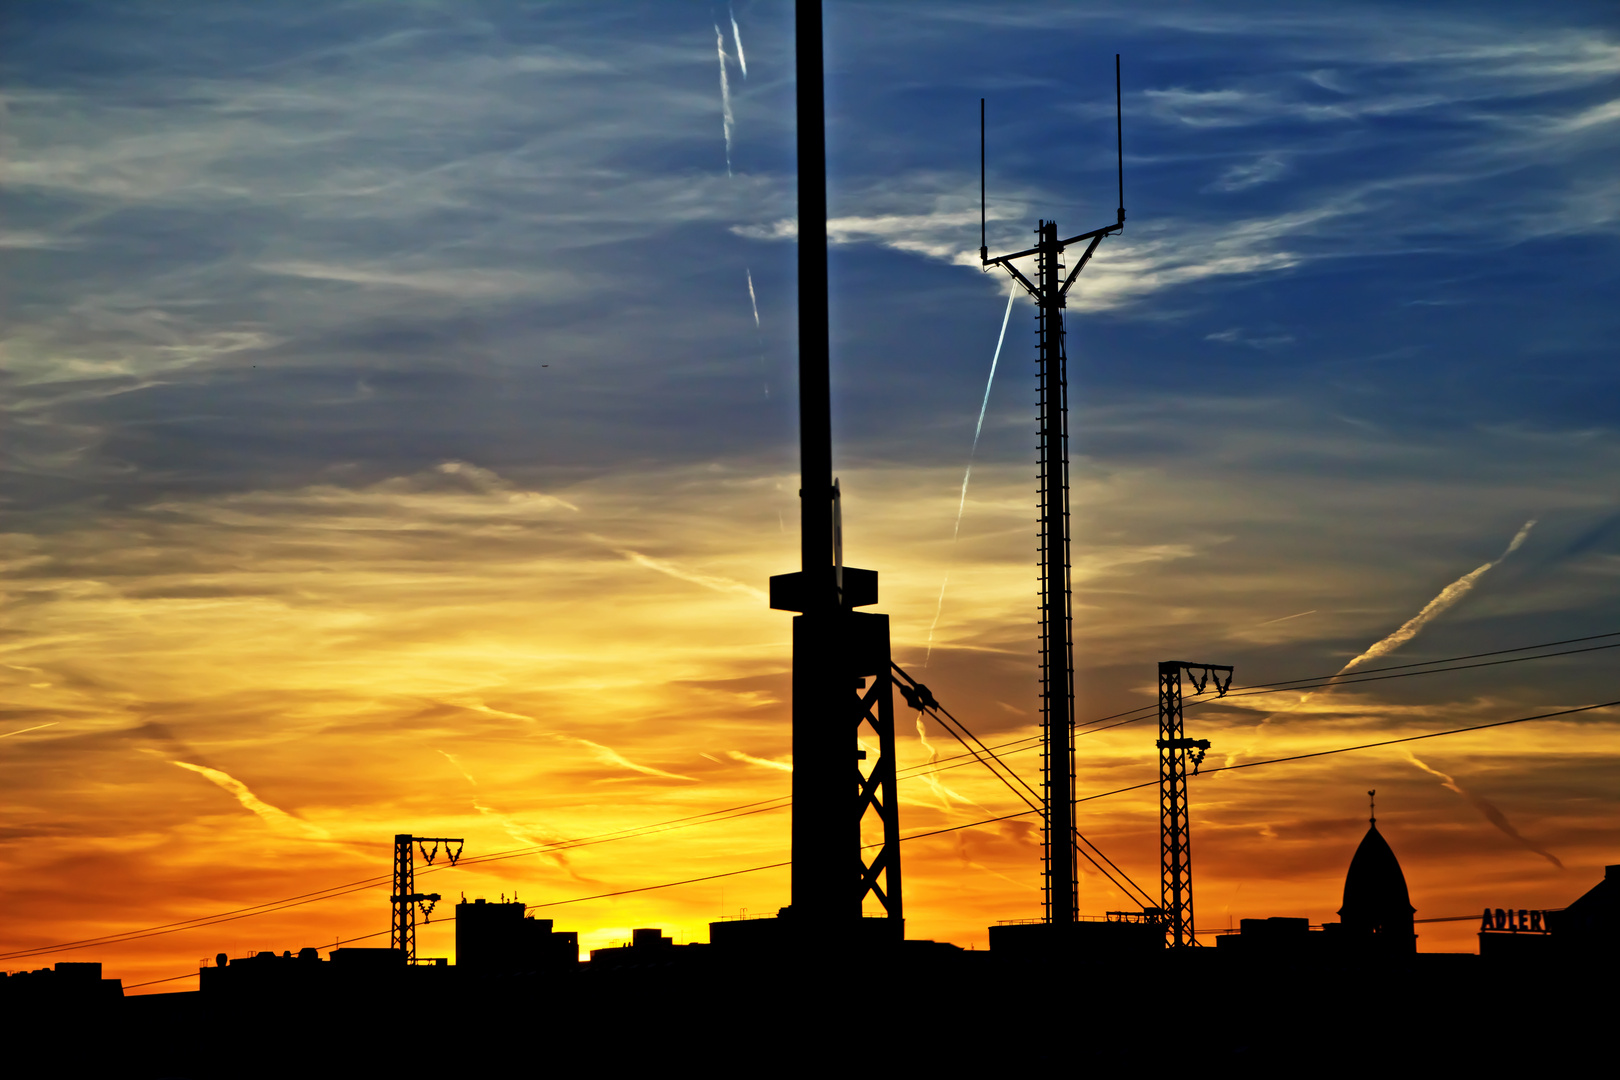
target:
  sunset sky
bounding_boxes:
[4,1,1619,991]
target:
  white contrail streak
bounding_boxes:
[924,284,1018,664]
[951,284,1019,540]
[171,761,329,838]
[715,25,734,175]
[1,722,57,739]
[1253,518,1537,729]
[727,749,792,772]
[1254,610,1316,627]
[730,9,747,77]
[1339,518,1536,673]
[746,268,760,327]
[558,734,696,781]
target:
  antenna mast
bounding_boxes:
[980,57,1127,927]
[767,0,903,945]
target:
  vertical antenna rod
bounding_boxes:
[980,98,988,263]
[1116,54,1125,227]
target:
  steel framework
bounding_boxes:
[769,0,902,937]
[980,59,1125,924]
[1156,662,1230,947]
[390,834,464,963]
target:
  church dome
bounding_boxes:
[1336,797,1417,956]
[1339,822,1414,931]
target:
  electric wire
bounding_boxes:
[892,660,1154,907]
[15,641,1616,964]
[112,697,1618,991]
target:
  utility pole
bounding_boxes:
[980,57,1126,925]
[1156,662,1230,947]
[390,834,464,963]
[767,0,902,940]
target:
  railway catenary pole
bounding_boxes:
[1156,662,1230,947]
[980,58,1126,924]
[389,835,463,964]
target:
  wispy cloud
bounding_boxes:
[554,735,695,782]
[595,539,767,602]
[726,749,791,772]
[1404,752,1563,869]
[438,750,595,882]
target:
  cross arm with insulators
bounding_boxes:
[412,837,465,865]
[1164,662,1235,696]
[1158,737,1213,775]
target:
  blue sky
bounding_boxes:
[3,2,1619,977]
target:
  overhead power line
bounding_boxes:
[9,644,1614,964]
[104,697,1620,992]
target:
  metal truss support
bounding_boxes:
[853,614,902,921]
[1156,662,1230,947]
[390,834,464,963]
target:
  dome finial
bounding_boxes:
[1368,789,1376,826]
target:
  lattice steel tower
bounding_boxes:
[980,58,1126,924]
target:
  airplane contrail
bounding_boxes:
[746,268,760,327]
[954,284,1019,540]
[909,715,985,813]
[924,284,1019,663]
[1339,518,1536,673]
[727,749,792,772]
[559,734,696,781]
[1252,519,1537,730]
[1,722,57,739]
[1404,751,1563,869]
[171,760,329,839]
[715,25,735,175]
[730,7,747,77]
[438,750,595,882]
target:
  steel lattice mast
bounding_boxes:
[1156,662,1229,947]
[980,58,1125,924]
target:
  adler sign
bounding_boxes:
[1480,907,1550,933]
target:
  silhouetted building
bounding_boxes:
[589,927,706,970]
[1338,815,1416,956]
[1481,862,1618,962]
[0,961,123,1007]
[988,913,1163,961]
[1215,916,1340,957]
[1548,863,1617,951]
[455,898,578,974]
